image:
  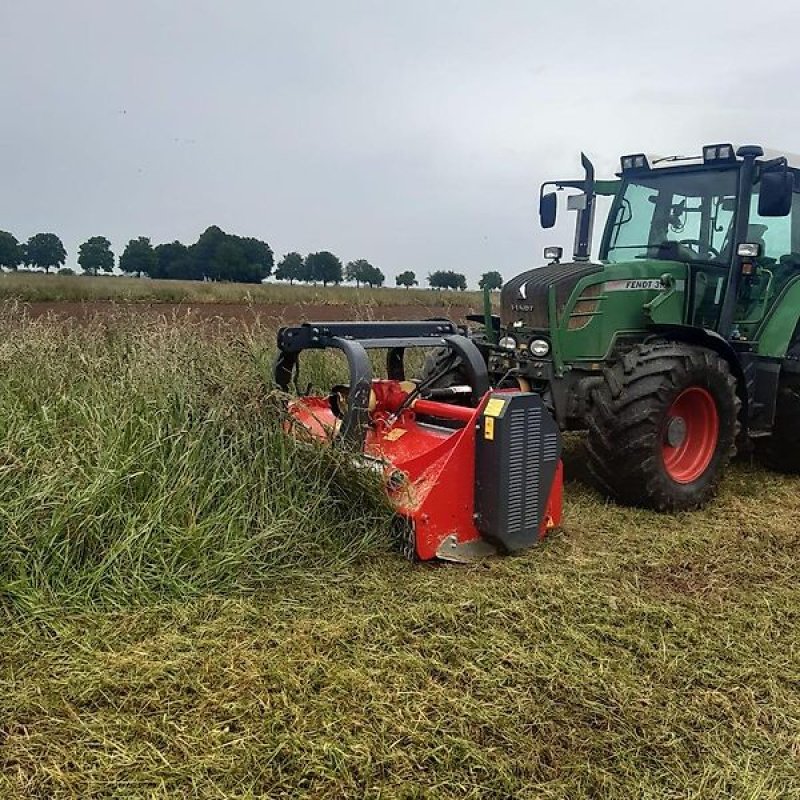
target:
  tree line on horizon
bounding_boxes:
[0,227,505,291]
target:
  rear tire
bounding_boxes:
[585,342,740,511]
[759,375,800,473]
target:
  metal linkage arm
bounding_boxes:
[276,320,459,353]
[274,320,490,448]
[328,337,372,449]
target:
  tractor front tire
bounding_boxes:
[585,343,739,511]
[759,375,800,473]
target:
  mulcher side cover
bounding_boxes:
[474,391,562,552]
[275,321,563,562]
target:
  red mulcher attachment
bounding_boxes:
[275,321,563,562]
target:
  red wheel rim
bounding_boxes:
[661,387,719,483]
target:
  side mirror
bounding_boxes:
[758,169,793,217]
[540,191,557,229]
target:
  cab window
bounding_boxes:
[604,168,738,264]
[735,175,800,330]
[747,190,800,262]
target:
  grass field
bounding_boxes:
[1,307,799,798]
[0,271,487,308]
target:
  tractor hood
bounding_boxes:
[500,261,603,329]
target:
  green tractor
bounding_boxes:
[440,143,800,510]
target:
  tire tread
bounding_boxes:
[585,342,740,511]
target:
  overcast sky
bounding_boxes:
[2,1,799,285]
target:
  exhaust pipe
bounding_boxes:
[573,152,596,262]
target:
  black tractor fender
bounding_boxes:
[647,324,750,431]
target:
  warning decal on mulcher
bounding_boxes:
[484,417,495,440]
[484,398,506,417]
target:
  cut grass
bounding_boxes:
[1,307,799,798]
[0,271,488,308]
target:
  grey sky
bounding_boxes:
[2,1,799,285]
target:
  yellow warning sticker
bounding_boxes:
[484,397,506,418]
[384,428,407,441]
[484,417,495,440]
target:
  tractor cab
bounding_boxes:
[603,147,799,340]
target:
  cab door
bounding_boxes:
[737,177,800,338]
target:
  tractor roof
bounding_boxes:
[616,145,800,180]
[631,146,800,171]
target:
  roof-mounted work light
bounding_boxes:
[620,153,650,172]
[702,143,736,163]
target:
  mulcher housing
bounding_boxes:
[275,321,563,561]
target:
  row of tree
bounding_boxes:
[0,232,67,273]
[103,227,274,283]
[274,258,503,291]
[0,227,505,289]
[0,227,273,283]
[274,252,387,288]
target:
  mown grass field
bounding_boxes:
[1,306,799,798]
[0,271,486,308]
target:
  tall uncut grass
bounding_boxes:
[0,305,394,613]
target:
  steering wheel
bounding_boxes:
[678,239,721,259]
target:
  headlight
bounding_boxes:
[737,242,761,258]
[529,338,550,357]
[498,335,517,351]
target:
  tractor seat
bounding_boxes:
[653,240,700,262]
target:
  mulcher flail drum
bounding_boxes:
[275,321,563,562]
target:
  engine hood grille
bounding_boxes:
[501,261,602,329]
